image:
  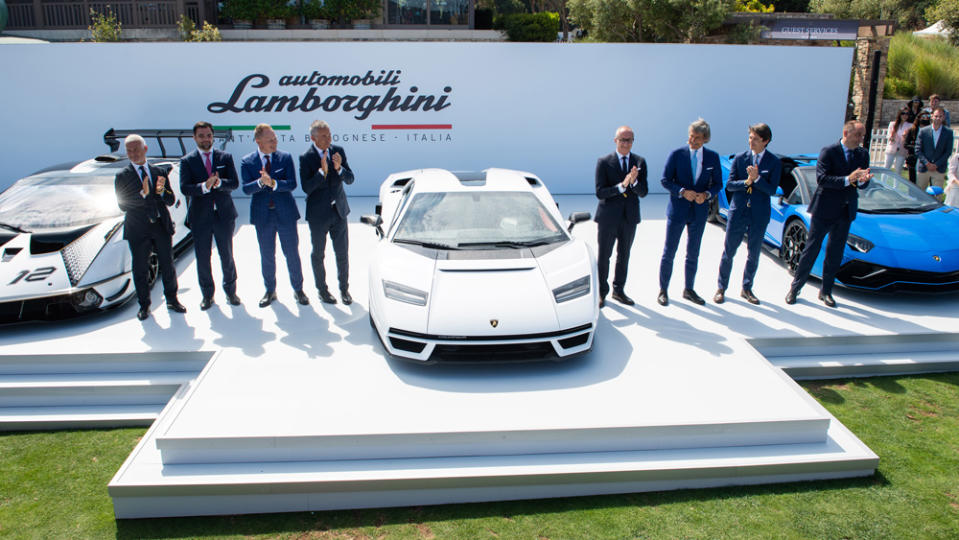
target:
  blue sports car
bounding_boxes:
[710,155,959,292]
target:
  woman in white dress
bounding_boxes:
[883,107,912,174]
[945,151,959,207]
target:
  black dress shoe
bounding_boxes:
[226,293,242,306]
[295,289,310,305]
[740,289,760,305]
[599,296,605,308]
[657,290,669,306]
[319,290,337,304]
[200,297,214,311]
[610,290,634,306]
[713,289,725,304]
[785,289,797,305]
[259,291,277,308]
[137,307,150,321]
[341,290,353,305]
[167,300,187,313]
[818,291,837,308]
[683,288,705,305]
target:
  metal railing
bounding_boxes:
[869,127,959,168]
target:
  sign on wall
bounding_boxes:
[0,42,852,196]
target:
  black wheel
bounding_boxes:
[146,245,159,286]
[707,197,720,223]
[780,220,807,276]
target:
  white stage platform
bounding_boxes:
[2,194,956,518]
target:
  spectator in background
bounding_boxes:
[923,94,951,127]
[904,110,930,184]
[907,96,923,122]
[883,107,912,174]
[946,151,959,207]
[915,107,954,192]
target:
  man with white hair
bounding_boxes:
[299,120,355,305]
[114,134,186,320]
[657,118,723,306]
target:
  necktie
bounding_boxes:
[621,156,627,172]
[140,166,159,220]
[203,152,213,177]
[690,150,698,180]
[264,154,275,208]
[844,149,853,163]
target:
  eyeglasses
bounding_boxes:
[617,138,634,143]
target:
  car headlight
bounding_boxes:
[553,276,590,303]
[846,234,874,253]
[383,280,429,306]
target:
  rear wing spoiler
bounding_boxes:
[103,128,234,158]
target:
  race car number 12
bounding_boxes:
[8,267,56,285]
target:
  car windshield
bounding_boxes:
[797,167,940,213]
[392,191,568,248]
[0,175,122,231]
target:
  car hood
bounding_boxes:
[0,233,72,301]
[854,207,959,270]
[382,239,594,336]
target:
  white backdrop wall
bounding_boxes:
[0,42,852,196]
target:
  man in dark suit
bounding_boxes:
[786,120,872,308]
[594,125,648,307]
[241,123,309,308]
[179,121,241,310]
[915,107,954,192]
[299,120,355,305]
[658,119,723,306]
[114,134,186,321]
[714,123,781,305]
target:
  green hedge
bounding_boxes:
[495,12,559,42]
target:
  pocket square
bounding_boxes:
[216,165,226,169]
[274,168,284,173]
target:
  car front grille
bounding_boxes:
[431,342,558,362]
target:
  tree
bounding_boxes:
[567,0,732,43]
[809,0,936,30]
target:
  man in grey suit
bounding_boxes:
[915,107,954,192]
[299,120,355,305]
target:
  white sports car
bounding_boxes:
[362,168,598,363]
[0,130,196,323]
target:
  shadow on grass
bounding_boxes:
[113,472,890,539]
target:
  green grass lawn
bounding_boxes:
[2,374,958,539]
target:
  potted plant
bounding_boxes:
[264,0,289,29]
[222,0,259,28]
[327,0,379,28]
[303,0,331,29]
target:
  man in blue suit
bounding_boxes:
[786,120,872,308]
[915,107,954,192]
[241,124,309,308]
[594,125,649,307]
[714,123,781,305]
[658,119,723,306]
[300,120,355,305]
[179,121,241,310]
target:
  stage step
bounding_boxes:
[111,421,877,519]
[752,333,959,380]
[155,417,831,465]
[0,352,212,430]
[0,404,164,430]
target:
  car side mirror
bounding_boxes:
[361,214,384,238]
[567,211,591,232]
